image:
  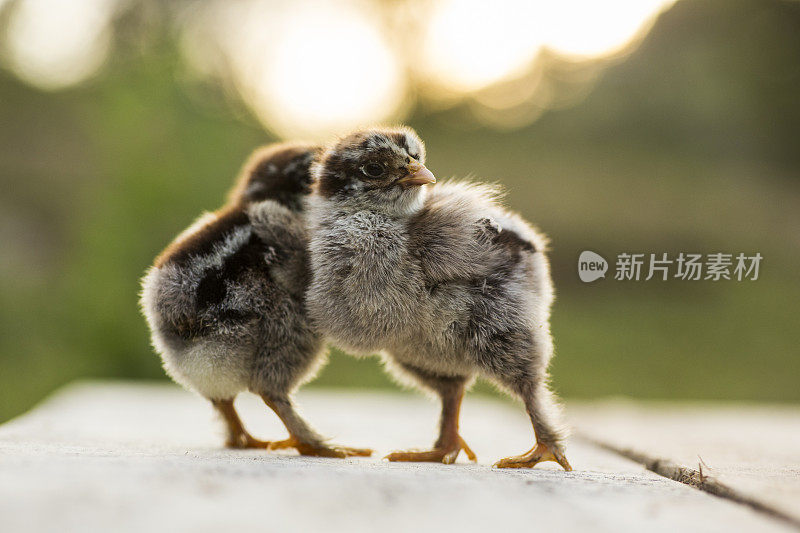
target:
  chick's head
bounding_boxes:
[313,127,435,212]
[230,142,321,210]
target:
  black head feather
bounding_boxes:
[315,127,426,199]
[230,142,321,210]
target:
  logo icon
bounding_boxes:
[578,251,608,283]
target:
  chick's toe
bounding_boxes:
[268,436,372,458]
[385,436,476,465]
[494,443,572,471]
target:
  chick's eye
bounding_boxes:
[361,162,385,178]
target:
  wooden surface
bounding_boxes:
[0,382,796,533]
[568,400,800,525]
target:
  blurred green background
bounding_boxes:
[1,0,799,422]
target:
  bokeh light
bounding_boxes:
[537,0,677,58]
[184,0,405,139]
[420,0,675,94]
[1,0,677,134]
[3,0,116,90]
[248,2,404,139]
[420,0,543,92]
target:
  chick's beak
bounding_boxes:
[397,161,436,188]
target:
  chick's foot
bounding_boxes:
[225,431,272,449]
[493,442,572,471]
[268,436,372,458]
[385,436,476,465]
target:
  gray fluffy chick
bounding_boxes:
[140,143,370,458]
[306,127,571,470]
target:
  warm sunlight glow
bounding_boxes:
[208,1,404,139]
[177,0,679,135]
[421,0,675,92]
[261,5,404,138]
[538,0,676,58]
[3,0,116,90]
[422,0,543,92]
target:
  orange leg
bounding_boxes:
[212,398,271,449]
[385,379,476,464]
[493,382,572,471]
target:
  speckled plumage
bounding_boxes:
[140,143,369,456]
[306,127,571,468]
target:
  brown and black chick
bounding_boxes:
[306,127,571,469]
[140,143,370,458]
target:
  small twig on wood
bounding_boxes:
[697,455,709,483]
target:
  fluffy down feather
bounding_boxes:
[140,143,370,457]
[306,127,570,469]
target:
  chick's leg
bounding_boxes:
[494,380,572,471]
[260,394,372,458]
[385,370,476,464]
[211,398,271,449]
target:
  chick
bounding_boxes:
[140,143,370,458]
[306,127,571,470]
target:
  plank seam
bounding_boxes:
[576,434,800,530]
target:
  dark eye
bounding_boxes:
[361,162,385,178]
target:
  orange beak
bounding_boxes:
[397,160,436,188]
